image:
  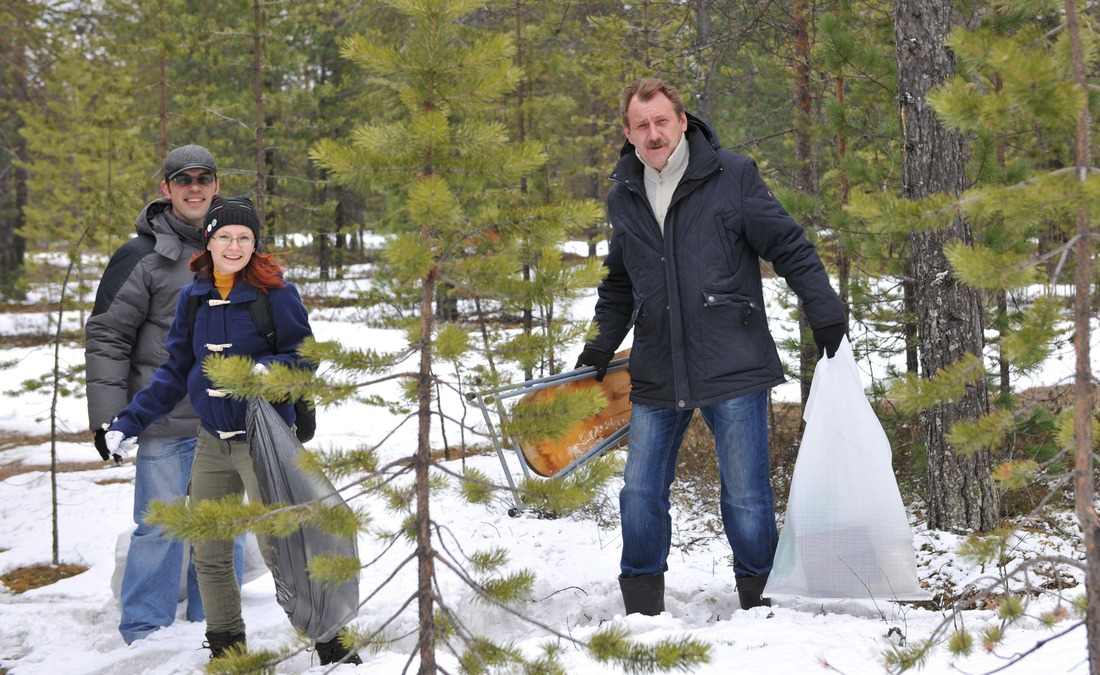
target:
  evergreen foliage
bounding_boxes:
[9,0,1100,671]
[202,1,699,671]
[879,3,1100,669]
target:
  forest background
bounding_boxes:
[2,0,1100,674]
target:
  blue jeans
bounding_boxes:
[118,435,245,644]
[619,391,778,580]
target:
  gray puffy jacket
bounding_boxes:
[586,113,846,409]
[85,199,204,438]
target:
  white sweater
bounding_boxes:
[638,136,690,235]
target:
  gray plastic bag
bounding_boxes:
[246,397,359,642]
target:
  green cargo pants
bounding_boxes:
[190,427,274,634]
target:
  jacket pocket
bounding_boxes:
[699,290,766,377]
[629,294,661,386]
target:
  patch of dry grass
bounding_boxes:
[1,563,87,594]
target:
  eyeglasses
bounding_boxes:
[170,173,217,186]
[210,234,255,249]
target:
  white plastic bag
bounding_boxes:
[764,338,928,600]
[111,529,268,601]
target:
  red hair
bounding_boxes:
[189,250,287,292]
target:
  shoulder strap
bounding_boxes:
[186,289,277,349]
[249,291,277,349]
[186,294,201,338]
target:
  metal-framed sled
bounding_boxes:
[464,353,631,515]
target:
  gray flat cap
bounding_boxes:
[163,144,217,180]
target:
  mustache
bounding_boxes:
[645,139,668,150]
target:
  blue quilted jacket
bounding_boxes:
[586,113,846,409]
[112,277,313,441]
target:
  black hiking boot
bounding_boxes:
[203,630,246,659]
[737,573,772,610]
[618,573,665,616]
[316,629,362,666]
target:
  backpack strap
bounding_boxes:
[187,288,277,350]
[186,294,202,339]
[248,291,278,350]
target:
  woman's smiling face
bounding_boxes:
[207,224,255,275]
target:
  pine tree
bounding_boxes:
[789,0,823,409]
[816,0,900,362]
[11,3,148,572]
[176,1,708,672]
[264,0,373,278]
[890,0,999,532]
[309,2,607,668]
[18,11,147,314]
[881,3,1099,671]
[0,0,43,298]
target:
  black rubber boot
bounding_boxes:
[619,573,665,616]
[316,629,362,666]
[203,630,246,659]
[737,574,772,610]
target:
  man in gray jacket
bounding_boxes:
[86,145,225,644]
[576,78,847,617]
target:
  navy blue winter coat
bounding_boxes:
[586,113,846,410]
[112,276,313,441]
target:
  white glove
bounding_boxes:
[252,361,269,375]
[104,430,138,461]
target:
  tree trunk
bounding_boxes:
[693,0,714,123]
[834,69,851,324]
[586,103,601,259]
[792,0,816,411]
[251,0,267,220]
[894,0,998,531]
[903,271,918,373]
[516,3,533,382]
[996,288,1010,399]
[1063,1,1100,671]
[416,255,438,674]
[157,2,167,163]
[0,1,29,297]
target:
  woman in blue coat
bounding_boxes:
[105,196,360,665]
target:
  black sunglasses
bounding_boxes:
[170,173,216,186]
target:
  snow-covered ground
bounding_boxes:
[0,248,1092,674]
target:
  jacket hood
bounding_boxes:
[134,197,204,261]
[617,111,720,158]
[134,198,173,237]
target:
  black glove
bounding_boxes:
[813,323,847,359]
[93,428,111,461]
[575,348,612,382]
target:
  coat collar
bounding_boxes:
[187,276,260,303]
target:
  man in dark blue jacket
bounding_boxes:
[577,77,847,616]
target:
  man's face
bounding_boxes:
[161,169,219,228]
[623,92,687,171]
